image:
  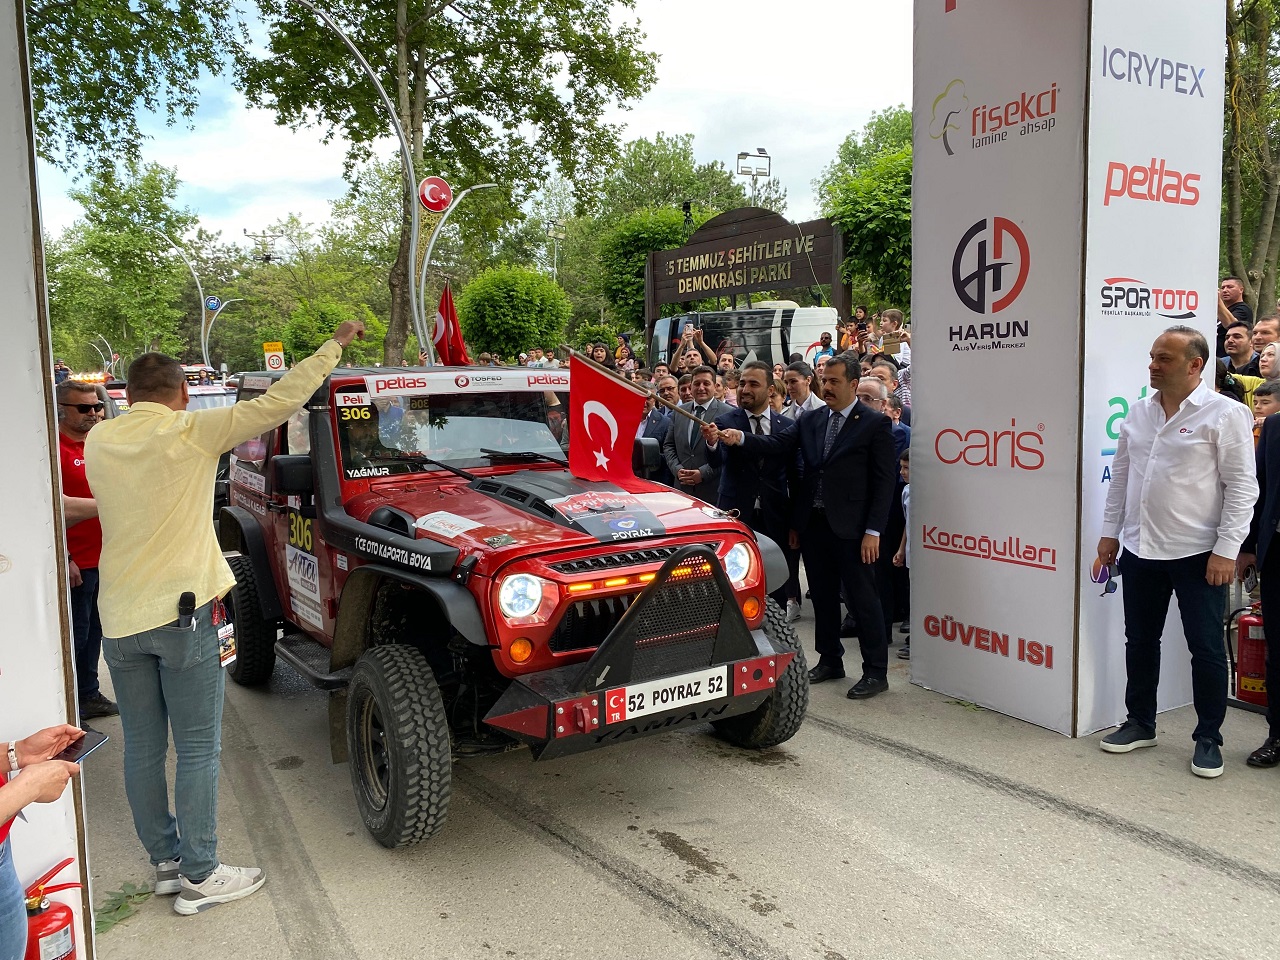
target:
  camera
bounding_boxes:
[856,322,868,332]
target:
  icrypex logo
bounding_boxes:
[952,217,1030,314]
[1100,45,1205,97]
[935,420,1045,470]
[1104,158,1200,207]
[921,524,1057,571]
[1099,278,1198,320]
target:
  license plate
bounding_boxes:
[603,666,728,724]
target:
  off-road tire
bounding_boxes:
[226,555,278,686]
[712,598,809,749]
[346,644,451,848]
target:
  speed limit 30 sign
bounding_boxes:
[263,341,285,371]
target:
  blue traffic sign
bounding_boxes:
[205,295,221,311]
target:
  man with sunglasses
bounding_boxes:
[55,380,117,723]
[1096,326,1258,779]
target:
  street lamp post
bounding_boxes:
[202,298,244,369]
[735,147,772,207]
[546,219,566,284]
[96,334,116,376]
[145,226,212,366]
[416,182,499,360]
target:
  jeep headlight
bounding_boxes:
[499,574,544,619]
[723,543,752,584]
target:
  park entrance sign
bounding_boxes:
[911,0,1225,736]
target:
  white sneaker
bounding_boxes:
[154,859,181,896]
[173,863,266,915]
[786,600,801,623]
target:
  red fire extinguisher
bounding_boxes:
[24,857,79,960]
[1235,606,1269,709]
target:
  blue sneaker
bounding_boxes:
[1191,738,1224,779]
[1100,720,1157,753]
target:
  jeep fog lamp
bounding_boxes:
[499,574,543,619]
[509,637,534,663]
[723,543,752,584]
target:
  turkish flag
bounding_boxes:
[568,358,650,492]
[433,284,470,365]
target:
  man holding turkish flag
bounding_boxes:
[569,355,650,492]
[432,283,471,365]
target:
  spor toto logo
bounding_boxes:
[952,217,1031,314]
[1099,278,1198,320]
[934,420,1045,470]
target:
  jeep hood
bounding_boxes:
[347,469,740,559]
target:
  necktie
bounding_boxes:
[815,411,843,508]
[690,406,704,445]
[750,414,763,435]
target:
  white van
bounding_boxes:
[649,301,841,370]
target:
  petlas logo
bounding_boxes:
[1099,278,1198,320]
[1104,158,1200,207]
[921,524,1057,571]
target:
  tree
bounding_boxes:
[456,265,571,359]
[240,0,657,365]
[813,105,912,213]
[827,146,913,308]
[594,133,785,223]
[27,1,240,168]
[285,299,385,365]
[597,206,714,331]
[1224,1,1280,315]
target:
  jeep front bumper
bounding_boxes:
[483,545,794,760]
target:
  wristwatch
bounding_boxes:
[7,741,18,773]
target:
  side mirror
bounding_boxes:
[272,455,313,496]
[633,437,661,475]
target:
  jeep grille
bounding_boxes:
[550,543,720,576]
[549,593,640,653]
[627,556,725,679]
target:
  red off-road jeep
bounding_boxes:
[217,366,808,847]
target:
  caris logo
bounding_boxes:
[1100,45,1205,97]
[935,420,1045,470]
[1099,278,1198,320]
[1104,158,1200,207]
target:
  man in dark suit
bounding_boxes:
[638,382,673,486]
[1237,411,1280,767]
[707,354,897,699]
[661,365,729,503]
[706,361,796,606]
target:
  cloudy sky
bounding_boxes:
[36,1,913,243]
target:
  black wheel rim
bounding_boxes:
[354,688,390,811]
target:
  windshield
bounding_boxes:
[187,392,237,411]
[336,390,568,479]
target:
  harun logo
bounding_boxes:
[930,79,968,157]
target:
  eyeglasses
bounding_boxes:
[1090,561,1120,597]
[59,402,105,414]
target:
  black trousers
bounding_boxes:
[747,505,790,609]
[874,485,907,637]
[800,509,888,679]
[1257,548,1280,739]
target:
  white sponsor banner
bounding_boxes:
[415,511,484,539]
[364,369,571,397]
[285,543,324,628]
[0,0,90,944]
[911,0,1088,734]
[1077,0,1226,735]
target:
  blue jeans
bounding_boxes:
[69,566,103,701]
[103,601,224,882]
[1117,551,1228,744]
[0,838,26,960]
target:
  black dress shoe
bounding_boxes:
[1247,737,1280,768]
[79,694,119,720]
[847,676,889,699]
[839,618,859,639]
[808,663,846,683]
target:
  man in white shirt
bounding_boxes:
[1096,326,1258,779]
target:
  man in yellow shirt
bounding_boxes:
[85,320,363,916]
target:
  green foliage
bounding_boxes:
[284,300,384,365]
[598,206,714,330]
[28,1,240,168]
[457,266,571,360]
[814,105,912,213]
[574,321,619,352]
[95,882,153,934]
[828,146,913,308]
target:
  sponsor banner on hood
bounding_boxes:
[364,369,570,397]
[415,511,484,539]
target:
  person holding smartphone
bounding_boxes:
[1,724,83,960]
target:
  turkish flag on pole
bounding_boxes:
[432,284,471,365]
[568,356,650,492]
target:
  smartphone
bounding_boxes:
[856,322,868,331]
[54,730,109,763]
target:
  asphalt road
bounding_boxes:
[83,620,1280,960]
